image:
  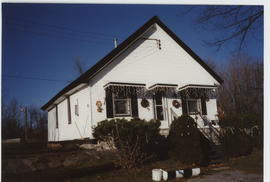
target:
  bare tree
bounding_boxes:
[216,54,263,116]
[28,105,38,131]
[74,57,85,75]
[205,58,217,70]
[2,98,23,139]
[191,5,263,50]
[28,106,48,139]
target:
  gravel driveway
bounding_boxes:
[187,170,263,182]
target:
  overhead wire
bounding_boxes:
[4,23,113,46]
[3,74,72,83]
[3,16,127,45]
[4,16,125,39]
[3,17,161,84]
[4,20,113,42]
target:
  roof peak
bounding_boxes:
[41,15,222,110]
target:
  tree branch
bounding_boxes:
[193,6,263,51]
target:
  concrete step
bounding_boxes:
[160,129,169,137]
[208,144,227,164]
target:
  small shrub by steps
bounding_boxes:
[167,115,206,165]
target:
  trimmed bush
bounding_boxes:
[93,118,168,169]
[167,115,204,165]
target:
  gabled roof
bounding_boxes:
[41,16,223,111]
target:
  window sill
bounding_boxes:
[114,115,132,117]
[188,113,198,115]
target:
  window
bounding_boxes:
[55,105,59,129]
[154,92,164,120]
[113,91,131,116]
[186,99,201,115]
[67,96,71,124]
[106,87,138,118]
[75,99,79,116]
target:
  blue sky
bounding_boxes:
[2,3,263,108]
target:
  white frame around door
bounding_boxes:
[153,92,169,128]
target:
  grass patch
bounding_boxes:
[228,149,263,174]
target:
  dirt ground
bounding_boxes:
[186,170,263,182]
[2,143,263,182]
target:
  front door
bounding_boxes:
[154,92,169,129]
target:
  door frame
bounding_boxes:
[153,91,170,127]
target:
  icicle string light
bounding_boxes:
[105,85,216,100]
[105,85,147,97]
[181,88,216,99]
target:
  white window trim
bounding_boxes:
[112,93,131,117]
[75,99,79,116]
[55,105,59,129]
[186,98,201,115]
[67,96,72,124]
[154,94,165,121]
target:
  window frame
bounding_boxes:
[75,99,79,116]
[154,92,165,121]
[112,92,131,117]
[67,96,72,124]
[55,105,59,129]
[186,98,201,115]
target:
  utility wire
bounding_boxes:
[5,16,125,39]
[5,23,112,46]
[4,20,114,42]
[3,74,71,83]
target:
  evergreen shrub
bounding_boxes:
[167,115,205,165]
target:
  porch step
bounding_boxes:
[160,129,169,137]
[207,143,227,165]
[198,126,227,165]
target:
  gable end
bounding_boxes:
[41,16,223,111]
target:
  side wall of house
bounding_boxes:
[47,86,92,141]
[70,86,93,139]
[48,107,59,142]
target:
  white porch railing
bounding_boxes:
[169,108,221,145]
[195,112,221,145]
[170,108,178,120]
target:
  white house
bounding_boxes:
[41,16,223,142]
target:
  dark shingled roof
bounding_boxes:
[41,16,223,110]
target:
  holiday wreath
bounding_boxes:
[172,100,181,108]
[141,98,149,108]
